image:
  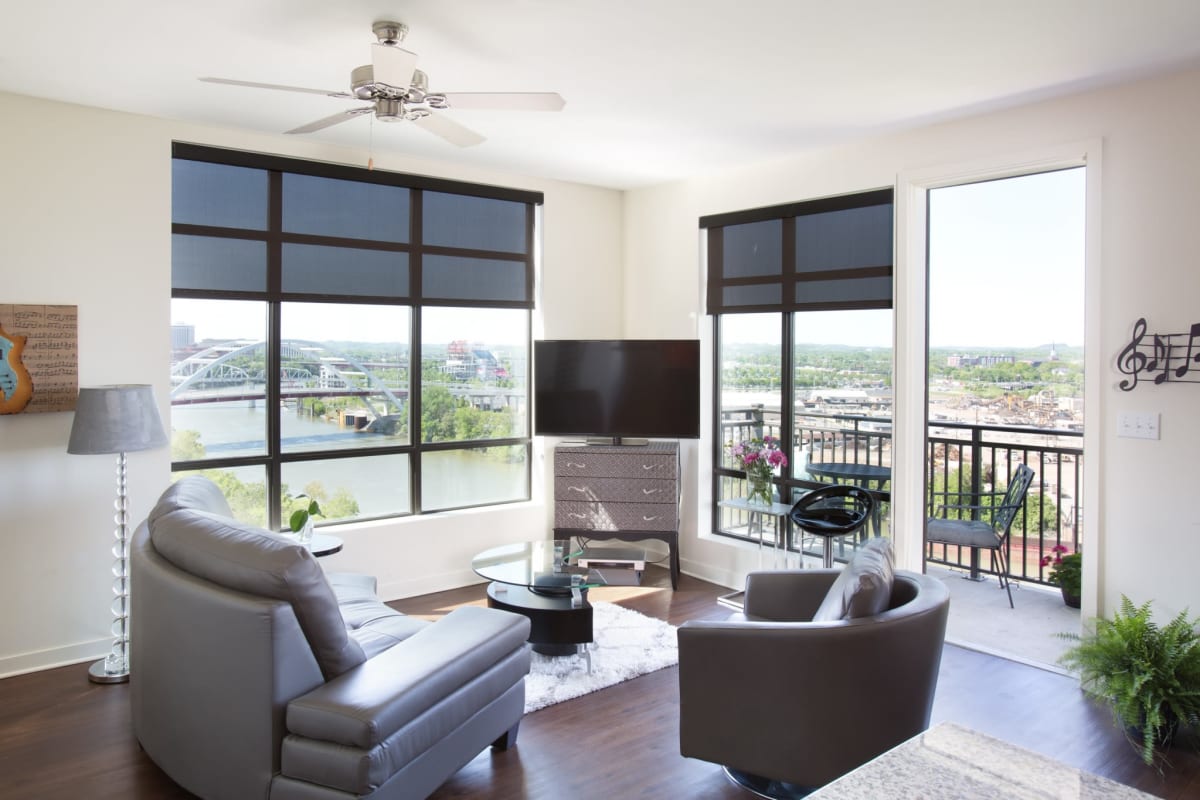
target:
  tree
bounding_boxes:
[171,428,205,461]
[421,385,459,441]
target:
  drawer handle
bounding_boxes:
[566,461,587,469]
[568,486,587,493]
[568,512,587,519]
[642,488,661,495]
[642,515,660,522]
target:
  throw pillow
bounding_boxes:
[811,537,895,621]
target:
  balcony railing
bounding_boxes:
[716,406,1083,586]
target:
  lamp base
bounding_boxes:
[88,659,129,684]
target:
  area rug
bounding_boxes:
[523,602,678,713]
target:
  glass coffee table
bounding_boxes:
[472,540,613,664]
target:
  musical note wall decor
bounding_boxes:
[1117,317,1200,391]
[0,304,78,414]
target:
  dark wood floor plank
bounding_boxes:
[1,568,1195,799]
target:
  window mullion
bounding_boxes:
[266,170,283,529]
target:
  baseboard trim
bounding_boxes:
[0,640,107,680]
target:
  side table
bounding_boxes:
[307,533,343,557]
[717,497,795,610]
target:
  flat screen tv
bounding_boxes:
[534,339,700,443]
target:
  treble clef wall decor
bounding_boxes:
[1116,317,1200,391]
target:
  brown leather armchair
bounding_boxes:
[677,567,950,798]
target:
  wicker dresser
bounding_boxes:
[552,441,680,589]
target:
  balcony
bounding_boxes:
[717,406,1081,668]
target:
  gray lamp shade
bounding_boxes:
[67,384,169,455]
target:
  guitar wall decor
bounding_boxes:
[1116,317,1200,391]
[0,304,78,414]
[0,322,34,413]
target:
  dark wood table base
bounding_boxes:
[486,582,593,656]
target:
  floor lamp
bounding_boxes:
[67,384,167,684]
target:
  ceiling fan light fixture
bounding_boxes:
[371,20,408,46]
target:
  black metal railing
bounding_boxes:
[715,406,1083,585]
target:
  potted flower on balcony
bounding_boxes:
[1042,545,1081,608]
[1058,596,1200,767]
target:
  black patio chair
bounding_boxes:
[925,463,1036,608]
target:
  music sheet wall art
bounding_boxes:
[0,304,78,414]
[1117,317,1200,391]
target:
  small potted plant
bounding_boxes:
[728,434,788,507]
[288,494,322,544]
[1058,596,1200,767]
[1041,545,1082,607]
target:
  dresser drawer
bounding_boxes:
[554,501,678,531]
[554,476,675,503]
[554,450,677,480]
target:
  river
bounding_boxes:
[171,404,528,518]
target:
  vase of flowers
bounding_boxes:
[729,435,788,507]
[1041,545,1081,608]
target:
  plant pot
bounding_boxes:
[1060,586,1081,608]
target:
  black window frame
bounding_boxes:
[170,142,541,530]
[702,188,894,547]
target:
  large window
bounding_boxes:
[703,190,894,560]
[170,144,538,530]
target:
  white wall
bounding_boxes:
[623,65,1200,622]
[5,63,1200,676]
[0,91,623,676]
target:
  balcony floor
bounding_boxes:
[927,564,1081,672]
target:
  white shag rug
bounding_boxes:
[523,601,678,713]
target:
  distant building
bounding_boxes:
[445,340,507,381]
[946,353,1016,367]
[171,324,195,350]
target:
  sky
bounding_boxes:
[928,167,1085,349]
[174,166,1086,351]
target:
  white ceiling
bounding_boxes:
[3,0,1200,189]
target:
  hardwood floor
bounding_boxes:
[1,570,1196,799]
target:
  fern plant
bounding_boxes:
[1059,596,1200,766]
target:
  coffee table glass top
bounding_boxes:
[473,540,612,590]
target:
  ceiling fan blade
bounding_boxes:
[286,107,374,135]
[371,44,418,88]
[200,77,352,99]
[413,113,486,148]
[440,92,566,112]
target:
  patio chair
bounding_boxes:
[925,463,1035,608]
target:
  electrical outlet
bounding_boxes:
[1118,411,1160,440]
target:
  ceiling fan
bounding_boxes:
[200,20,565,148]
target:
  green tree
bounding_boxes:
[171,429,206,461]
[201,468,269,527]
[421,385,459,442]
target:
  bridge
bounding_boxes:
[171,339,524,421]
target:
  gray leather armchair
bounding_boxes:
[130,476,531,800]
[678,564,949,797]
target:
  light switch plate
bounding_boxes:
[1118,411,1160,440]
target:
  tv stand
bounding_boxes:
[585,436,649,446]
[553,441,680,589]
